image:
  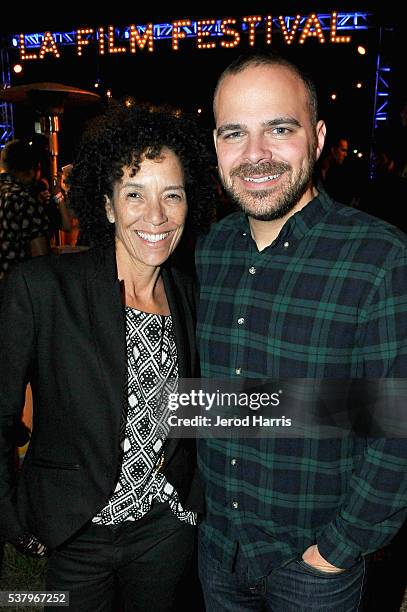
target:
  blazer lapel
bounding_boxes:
[85,253,192,468]
[162,267,194,464]
[86,246,126,435]
[162,267,191,379]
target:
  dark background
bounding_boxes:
[1,4,406,610]
[2,1,405,170]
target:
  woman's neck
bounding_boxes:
[116,247,169,315]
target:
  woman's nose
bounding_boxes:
[143,199,168,226]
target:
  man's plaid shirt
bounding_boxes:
[196,190,407,579]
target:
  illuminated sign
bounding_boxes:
[17,12,356,61]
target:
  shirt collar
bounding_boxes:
[237,189,334,247]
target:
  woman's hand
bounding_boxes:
[14,533,49,557]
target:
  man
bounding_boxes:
[319,135,359,206]
[0,139,49,281]
[359,143,407,233]
[321,136,349,173]
[196,53,407,611]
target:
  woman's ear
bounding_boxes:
[104,195,115,224]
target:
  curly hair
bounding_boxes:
[68,103,217,247]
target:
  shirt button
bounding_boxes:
[249,266,256,275]
[283,241,289,248]
[232,500,239,509]
[237,317,245,325]
[235,368,242,375]
[231,458,237,466]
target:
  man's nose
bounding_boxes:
[242,134,272,165]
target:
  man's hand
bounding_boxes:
[302,544,344,573]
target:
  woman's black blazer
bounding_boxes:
[0,245,201,549]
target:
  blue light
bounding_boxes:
[12,13,370,49]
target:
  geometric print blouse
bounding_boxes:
[92,306,196,526]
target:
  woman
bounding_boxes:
[0,105,215,611]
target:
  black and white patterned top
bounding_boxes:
[93,306,196,526]
[0,173,49,280]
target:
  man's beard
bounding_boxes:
[224,155,316,221]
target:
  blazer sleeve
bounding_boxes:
[0,265,35,542]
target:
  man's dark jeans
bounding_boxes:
[198,533,367,612]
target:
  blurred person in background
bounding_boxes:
[359,143,407,233]
[31,160,73,245]
[57,163,80,246]
[0,138,49,576]
[318,134,361,206]
[0,139,49,283]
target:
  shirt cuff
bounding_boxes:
[317,522,362,569]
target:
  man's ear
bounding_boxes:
[104,195,115,224]
[315,120,327,161]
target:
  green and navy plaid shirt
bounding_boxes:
[196,190,407,579]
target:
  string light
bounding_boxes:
[76,28,93,56]
[265,15,272,45]
[242,16,262,47]
[129,23,154,53]
[13,64,23,74]
[39,31,60,59]
[16,12,357,60]
[98,27,105,55]
[106,89,112,98]
[220,18,240,48]
[108,25,126,54]
[330,12,351,43]
[196,19,216,49]
[172,20,191,50]
[278,15,301,45]
[19,33,38,60]
[356,82,362,89]
[299,14,325,44]
[197,108,202,114]
[331,93,337,100]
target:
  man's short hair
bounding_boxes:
[213,52,319,127]
[0,139,38,174]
